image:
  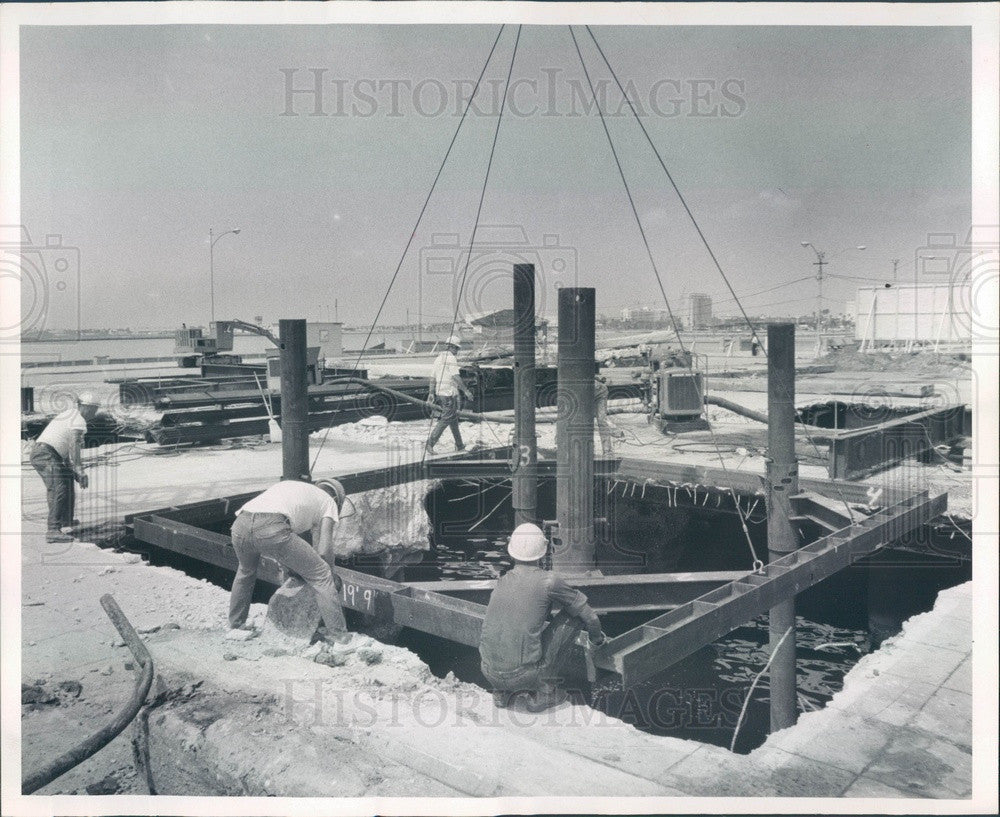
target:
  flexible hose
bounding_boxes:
[22,595,154,794]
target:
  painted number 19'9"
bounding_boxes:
[341,582,374,612]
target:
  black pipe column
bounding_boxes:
[766,322,799,731]
[554,287,596,574]
[279,318,310,481]
[512,264,538,527]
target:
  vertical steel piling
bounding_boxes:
[554,287,596,573]
[279,318,310,481]
[512,263,538,527]
[766,322,799,731]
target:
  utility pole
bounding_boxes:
[813,251,827,342]
[891,258,900,282]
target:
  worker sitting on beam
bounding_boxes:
[228,477,351,645]
[479,523,606,712]
[425,334,473,455]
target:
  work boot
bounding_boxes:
[524,683,567,713]
[45,531,73,544]
[492,690,513,709]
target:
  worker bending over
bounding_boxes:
[30,392,100,543]
[229,477,351,644]
[479,523,606,712]
[425,334,473,455]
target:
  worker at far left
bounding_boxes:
[30,391,100,543]
[228,477,353,645]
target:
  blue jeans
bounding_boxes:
[229,511,347,634]
[427,395,464,450]
[30,443,74,532]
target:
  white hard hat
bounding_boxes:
[77,391,99,406]
[445,334,462,348]
[507,523,547,562]
[313,478,346,511]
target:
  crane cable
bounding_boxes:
[309,25,507,471]
[568,25,761,572]
[425,24,524,463]
[584,25,856,524]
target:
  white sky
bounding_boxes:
[19,23,971,330]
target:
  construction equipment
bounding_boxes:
[636,348,710,432]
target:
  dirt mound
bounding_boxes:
[816,348,970,376]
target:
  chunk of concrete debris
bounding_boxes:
[314,651,347,667]
[357,648,382,665]
[137,624,161,635]
[300,642,323,661]
[99,666,113,676]
[57,680,83,698]
[164,622,181,630]
[85,775,120,795]
[21,684,58,707]
[262,577,321,644]
[222,652,238,662]
[122,553,142,564]
[99,567,117,576]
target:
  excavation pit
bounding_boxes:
[119,468,967,755]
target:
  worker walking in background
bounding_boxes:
[479,523,607,712]
[594,374,623,457]
[228,478,352,644]
[425,333,473,455]
[30,392,100,543]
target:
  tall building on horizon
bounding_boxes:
[685,293,713,330]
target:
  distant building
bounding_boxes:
[307,322,343,360]
[854,283,972,345]
[469,309,549,345]
[619,306,672,327]
[684,293,713,330]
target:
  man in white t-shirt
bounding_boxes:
[229,478,351,643]
[425,334,473,454]
[30,392,100,542]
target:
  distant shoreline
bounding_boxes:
[24,334,175,343]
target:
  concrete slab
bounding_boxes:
[747,746,857,797]
[843,774,916,798]
[864,727,973,798]
[942,657,972,694]
[910,688,972,750]
[763,711,897,775]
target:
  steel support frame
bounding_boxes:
[404,571,747,613]
[592,490,947,686]
[827,404,967,480]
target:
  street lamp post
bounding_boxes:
[209,227,242,326]
[800,242,865,352]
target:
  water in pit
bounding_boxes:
[398,478,971,753]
